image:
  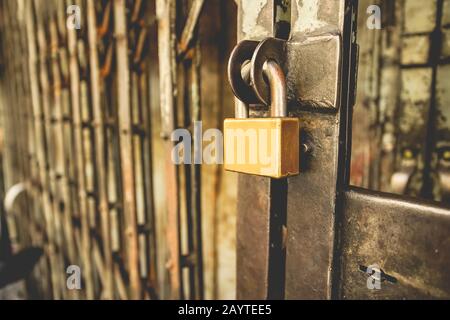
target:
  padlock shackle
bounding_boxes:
[235,99,248,119]
[263,60,287,118]
[235,61,251,118]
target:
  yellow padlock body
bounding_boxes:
[223,118,300,179]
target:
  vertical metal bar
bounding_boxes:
[190,41,203,300]
[139,55,159,297]
[87,0,114,299]
[156,0,182,299]
[130,0,159,297]
[378,0,403,192]
[114,0,141,299]
[57,0,81,299]
[421,0,444,198]
[284,0,356,299]
[67,0,95,299]
[51,12,77,299]
[394,0,440,198]
[436,6,450,203]
[235,0,277,300]
[56,2,78,282]
[145,1,164,297]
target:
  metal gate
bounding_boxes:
[235,0,450,299]
[0,0,449,301]
[0,0,238,300]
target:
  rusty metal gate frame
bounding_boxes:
[236,0,450,300]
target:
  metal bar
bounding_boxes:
[421,0,444,199]
[139,61,159,296]
[56,3,79,280]
[87,0,114,299]
[376,0,403,192]
[235,0,278,300]
[285,0,357,299]
[114,0,142,299]
[186,39,203,300]
[67,0,95,299]
[263,60,287,117]
[393,0,440,198]
[156,0,182,300]
[50,13,76,299]
[178,0,205,55]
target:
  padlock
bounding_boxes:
[224,60,300,179]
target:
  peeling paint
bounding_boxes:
[293,0,327,33]
[241,0,269,38]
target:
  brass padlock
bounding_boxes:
[224,60,300,179]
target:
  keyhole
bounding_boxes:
[359,265,398,284]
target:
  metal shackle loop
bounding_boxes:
[250,37,286,106]
[227,40,260,107]
[227,38,287,118]
[262,60,287,117]
[235,61,252,118]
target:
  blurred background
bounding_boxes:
[0,0,448,299]
[352,0,450,202]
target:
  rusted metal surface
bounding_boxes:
[178,0,205,55]
[285,113,342,299]
[339,187,450,299]
[236,175,271,299]
[238,0,277,41]
[285,35,342,110]
[283,0,450,300]
[284,0,354,300]
[233,0,357,300]
[156,0,182,299]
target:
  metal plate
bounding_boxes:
[285,113,340,299]
[285,35,342,110]
[339,187,450,299]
